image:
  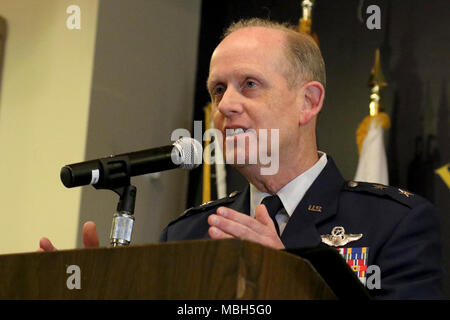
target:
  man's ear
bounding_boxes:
[299,81,325,126]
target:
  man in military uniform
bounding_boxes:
[159,18,443,299]
[40,18,443,299]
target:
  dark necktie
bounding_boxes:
[261,195,283,236]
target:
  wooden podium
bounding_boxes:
[0,239,337,299]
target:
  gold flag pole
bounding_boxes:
[202,103,212,203]
[356,49,390,154]
[368,49,387,116]
[298,0,319,45]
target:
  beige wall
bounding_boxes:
[0,0,99,253]
[77,0,201,247]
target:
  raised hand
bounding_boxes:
[207,205,285,250]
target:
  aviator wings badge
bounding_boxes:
[321,226,363,247]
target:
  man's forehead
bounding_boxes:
[216,26,286,51]
[209,27,287,69]
[206,27,290,90]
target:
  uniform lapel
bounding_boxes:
[228,185,251,215]
[201,185,250,239]
[281,156,345,249]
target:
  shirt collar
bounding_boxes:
[250,152,328,217]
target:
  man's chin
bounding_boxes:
[224,150,256,166]
[229,162,250,168]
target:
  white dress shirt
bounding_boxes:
[250,152,328,235]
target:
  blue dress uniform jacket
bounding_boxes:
[160,156,443,299]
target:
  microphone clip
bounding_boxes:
[93,155,132,190]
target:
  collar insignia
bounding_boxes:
[372,184,387,190]
[398,188,413,197]
[321,226,363,247]
[308,205,322,212]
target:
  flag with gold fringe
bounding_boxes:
[355,113,390,185]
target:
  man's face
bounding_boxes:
[207,27,303,170]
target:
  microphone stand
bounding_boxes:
[109,185,136,247]
[92,156,137,247]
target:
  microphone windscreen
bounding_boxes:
[173,137,203,170]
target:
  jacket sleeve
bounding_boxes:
[159,226,168,242]
[371,201,443,299]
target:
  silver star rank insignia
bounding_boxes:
[398,188,413,197]
[321,226,363,247]
[373,184,387,190]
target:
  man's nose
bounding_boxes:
[217,87,244,117]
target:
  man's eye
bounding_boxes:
[214,86,225,95]
[245,80,257,88]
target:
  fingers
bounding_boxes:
[208,226,233,239]
[255,204,276,228]
[38,237,57,252]
[208,206,270,241]
[215,207,268,234]
[37,221,99,252]
[82,221,100,248]
[208,212,255,240]
[208,206,285,250]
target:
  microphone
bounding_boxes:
[60,137,203,189]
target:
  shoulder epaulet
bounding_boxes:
[168,191,242,226]
[343,181,425,209]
